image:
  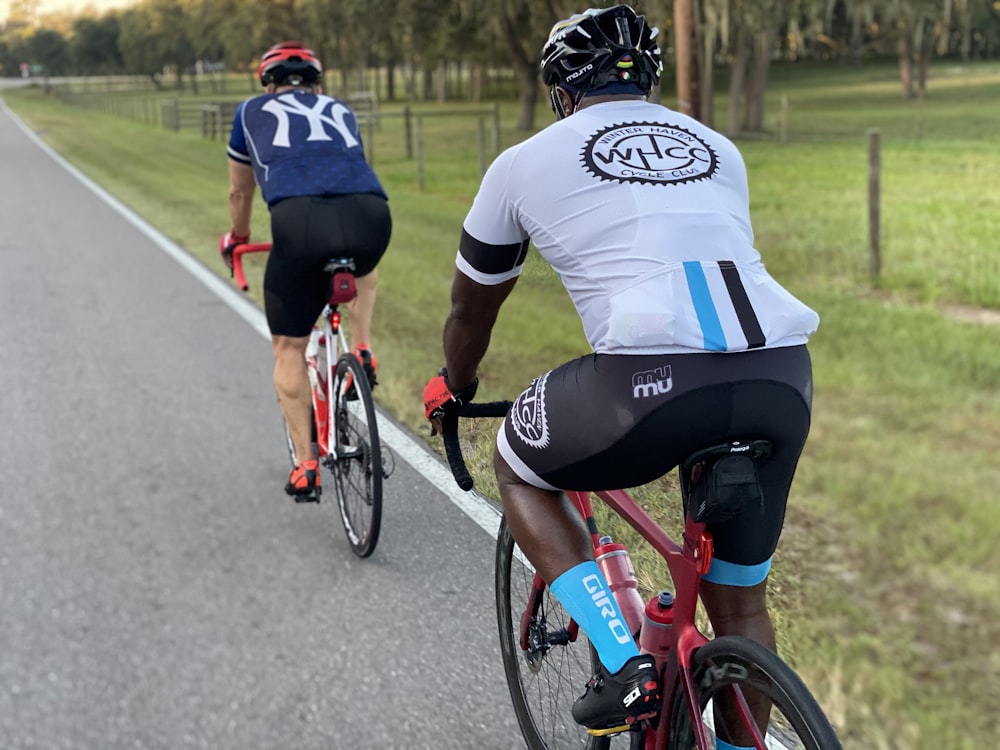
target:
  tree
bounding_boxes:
[674,0,699,118]
[26,28,69,76]
[726,0,790,134]
[885,0,951,98]
[492,0,566,130]
[70,15,123,75]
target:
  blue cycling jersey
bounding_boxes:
[227,90,387,206]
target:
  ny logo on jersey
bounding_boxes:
[261,93,360,149]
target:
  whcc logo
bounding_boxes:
[511,372,550,449]
[632,366,673,399]
[582,122,719,185]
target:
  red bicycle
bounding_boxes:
[231,243,386,558]
[442,403,841,750]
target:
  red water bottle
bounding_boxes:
[594,536,645,637]
[638,590,675,657]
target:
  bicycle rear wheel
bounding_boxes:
[327,352,382,558]
[668,635,841,750]
[495,516,628,750]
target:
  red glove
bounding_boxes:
[424,369,478,421]
[219,230,249,274]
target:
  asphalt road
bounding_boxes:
[0,98,524,749]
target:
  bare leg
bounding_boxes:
[701,579,776,742]
[272,334,314,465]
[700,580,775,649]
[346,269,377,349]
[494,450,592,583]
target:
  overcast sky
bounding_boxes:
[1,0,137,23]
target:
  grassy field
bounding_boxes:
[3,59,998,748]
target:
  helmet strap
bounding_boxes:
[550,85,586,119]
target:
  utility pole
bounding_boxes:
[673,0,700,120]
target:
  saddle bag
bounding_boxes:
[689,454,764,524]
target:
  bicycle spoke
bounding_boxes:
[496,517,629,750]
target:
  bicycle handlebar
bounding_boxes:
[230,242,272,291]
[440,401,513,491]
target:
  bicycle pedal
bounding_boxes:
[293,487,322,504]
[584,710,655,738]
[585,723,631,738]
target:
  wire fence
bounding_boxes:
[44,76,503,185]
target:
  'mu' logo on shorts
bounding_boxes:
[632,366,672,399]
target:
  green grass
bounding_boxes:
[4,60,999,748]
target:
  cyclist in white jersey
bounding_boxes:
[424,5,819,740]
[222,42,391,498]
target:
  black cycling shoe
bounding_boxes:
[571,654,661,735]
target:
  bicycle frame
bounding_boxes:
[306,304,350,458]
[230,243,356,462]
[521,488,726,750]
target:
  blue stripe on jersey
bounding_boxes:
[683,261,727,351]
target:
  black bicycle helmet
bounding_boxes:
[258,41,323,87]
[540,5,661,95]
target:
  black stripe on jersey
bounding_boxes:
[459,229,529,276]
[718,260,766,349]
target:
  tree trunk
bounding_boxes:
[727,30,751,135]
[495,2,539,131]
[673,0,698,119]
[916,49,931,98]
[742,28,776,132]
[470,63,483,103]
[514,62,538,131]
[435,61,446,102]
[421,66,432,100]
[897,36,914,98]
[697,0,716,127]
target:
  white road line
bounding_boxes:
[3,99,503,540]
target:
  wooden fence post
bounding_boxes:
[779,95,788,144]
[491,102,500,155]
[478,117,486,176]
[416,114,424,190]
[868,128,882,287]
[403,105,413,159]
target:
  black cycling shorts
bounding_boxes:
[264,193,392,337]
[496,345,813,569]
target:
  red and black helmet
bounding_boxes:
[257,41,323,87]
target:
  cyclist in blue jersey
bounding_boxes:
[424,5,818,740]
[222,41,391,497]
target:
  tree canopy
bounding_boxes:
[2,0,999,131]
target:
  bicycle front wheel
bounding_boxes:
[669,635,842,750]
[496,516,626,750]
[327,352,382,558]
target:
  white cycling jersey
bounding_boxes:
[458,100,819,354]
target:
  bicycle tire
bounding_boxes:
[327,352,382,558]
[495,516,628,750]
[668,635,842,750]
